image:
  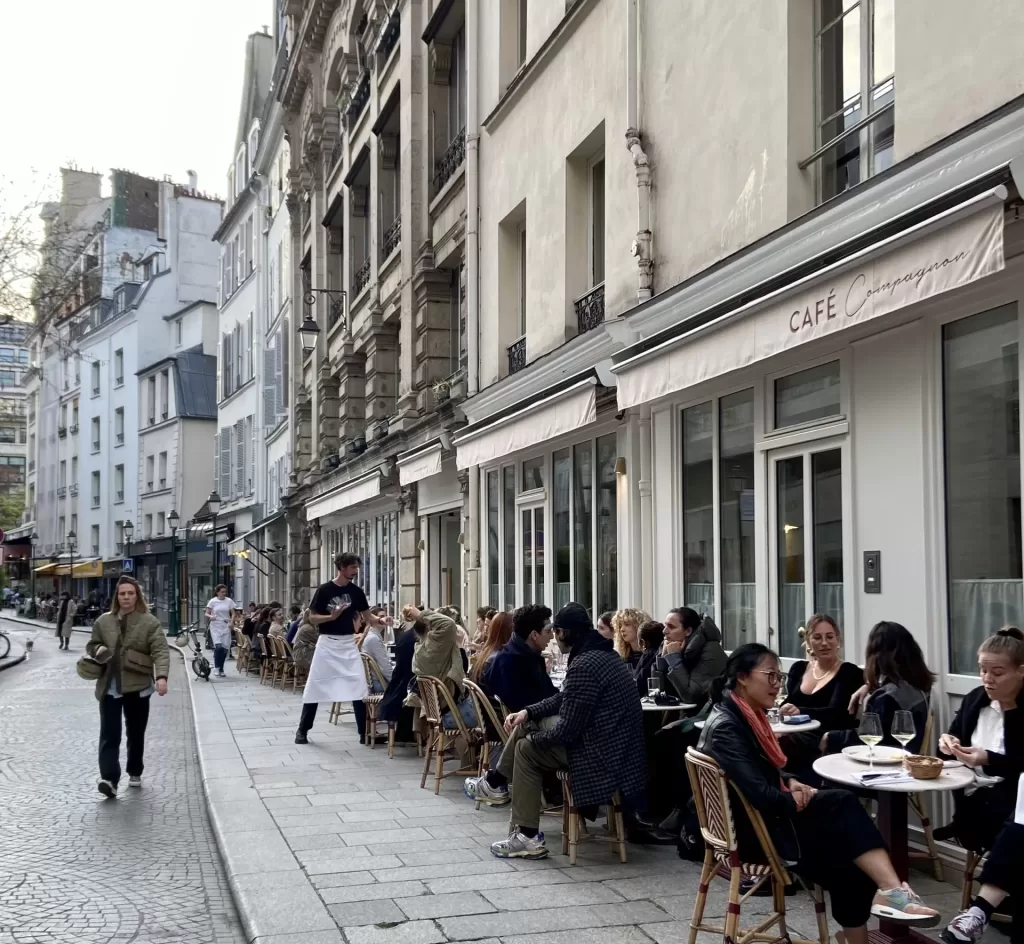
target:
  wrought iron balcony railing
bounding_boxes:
[353,258,371,296]
[346,71,371,126]
[574,283,605,335]
[433,129,465,193]
[507,336,526,375]
[381,215,401,260]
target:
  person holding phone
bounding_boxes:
[295,552,392,744]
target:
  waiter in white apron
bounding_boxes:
[295,551,393,743]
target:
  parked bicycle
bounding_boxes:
[0,627,10,660]
[175,621,211,680]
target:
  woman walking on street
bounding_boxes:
[59,594,78,650]
[87,576,169,798]
[205,585,237,678]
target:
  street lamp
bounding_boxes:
[298,313,321,352]
[168,509,181,637]
[66,529,77,602]
[207,489,221,594]
[123,520,134,573]
[27,531,38,618]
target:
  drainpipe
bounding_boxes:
[639,404,653,610]
[464,0,481,618]
[626,0,652,304]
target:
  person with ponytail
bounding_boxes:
[698,644,939,937]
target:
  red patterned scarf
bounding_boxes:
[729,691,789,790]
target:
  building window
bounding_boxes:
[91,361,100,396]
[115,464,124,502]
[589,158,605,286]
[146,455,154,492]
[71,455,77,481]
[449,26,467,142]
[719,390,756,650]
[517,225,527,338]
[811,0,895,202]
[91,524,100,556]
[175,319,183,347]
[449,267,466,375]
[115,407,124,445]
[160,369,169,418]
[144,513,153,538]
[90,417,100,453]
[944,304,1021,674]
[522,457,544,491]
[0,427,15,444]
[58,459,67,486]
[114,349,124,386]
[72,399,79,427]
[517,0,528,66]
[157,512,165,535]
[487,469,500,605]
[148,376,156,424]
[774,361,841,429]
[91,471,100,508]
[682,402,715,616]
[115,520,124,554]
[158,451,167,489]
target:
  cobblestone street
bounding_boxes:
[0,621,246,944]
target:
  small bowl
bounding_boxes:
[903,754,943,780]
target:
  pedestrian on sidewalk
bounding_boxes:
[86,576,169,799]
[204,585,236,678]
[59,594,78,650]
[294,552,393,744]
[55,592,70,643]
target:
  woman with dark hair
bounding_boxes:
[634,619,664,698]
[698,644,939,937]
[470,611,513,690]
[55,592,71,648]
[204,584,237,678]
[656,606,726,706]
[86,576,169,798]
[824,621,933,755]
[597,611,615,641]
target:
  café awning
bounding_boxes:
[34,562,59,575]
[306,470,382,522]
[397,440,444,486]
[71,559,103,578]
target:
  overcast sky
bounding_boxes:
[2,0,267,208]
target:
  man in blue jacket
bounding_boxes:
[486,604,557,712]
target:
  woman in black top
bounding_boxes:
[779,614,864,780]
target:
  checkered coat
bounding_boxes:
[528,632,646,808]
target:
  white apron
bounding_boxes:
[210,622,233,648]
[302,634,368,704]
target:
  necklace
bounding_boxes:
[811,660,838,681]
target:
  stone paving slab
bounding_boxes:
[188,656,983,944]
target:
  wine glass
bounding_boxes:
[647,677,661,702]
[858,712,883,768]
[892,710,916,753]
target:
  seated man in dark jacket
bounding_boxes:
[485,604,557,712]
[465,603,646,860]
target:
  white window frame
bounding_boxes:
[588,155,605,289]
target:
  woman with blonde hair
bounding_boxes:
[613,608,649,670]
[85,576,169,798]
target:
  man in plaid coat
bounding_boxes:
[465,602,646,859]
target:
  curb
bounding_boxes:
[0,612,92,634]
[0,652,26,672]
[182,658,339,944]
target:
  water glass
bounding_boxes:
[647,677,660,701]
[767,706,780,725]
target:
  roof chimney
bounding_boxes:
[187,170,198,190]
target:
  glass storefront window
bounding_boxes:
[683,402,714,614]
[503,466,516,608]
[719,390,755,649]
[774,361,841,428]
[944,304,1022,673]
[522,456,544,490]
[553,449,571,611]
[487,469,500,606]
[812,449,844,629]
[596,434,618,615]
[573,441,593,611]
[776,456,806,656]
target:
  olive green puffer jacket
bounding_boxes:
[86,610,169,701]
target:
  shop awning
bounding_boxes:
[612,187,1007,410]
[454,376,598,470]
[398,441,443,486]
[34,562,59,575]
[227,512,284,554]
[71,559,103,578]
[306,471,382,521]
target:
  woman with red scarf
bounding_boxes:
[697,644,938,942]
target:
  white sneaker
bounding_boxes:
[97,779,116,799]
[490,829,548,859]
[463,775,510,806]
[128,776,142,788]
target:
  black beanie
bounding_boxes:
[553,602,592,636]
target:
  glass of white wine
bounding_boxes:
[858,711,883,768]
[891,710,916,753]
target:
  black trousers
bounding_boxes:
[954,786,1016,851]
[980,822,1023,944]
[98,692,151,785]
[652,720,702,817]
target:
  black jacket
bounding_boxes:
[697,696,799,862]
[528,631,647,808]
[379,626,416,724]
[942,684,1024,781]
[656,617,727,706]
[633,648,659,698]
[487,633,557,713]
[825,679,929,754]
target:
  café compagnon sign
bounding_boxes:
[616,202,1006,410]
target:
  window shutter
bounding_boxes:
[280,317,289,412]
[274,327,285,421]
[262,340,277,429]
[213,432,219,492]
[217,334,223,399]
[219,426,231,498]
[234,418,244,498]
[247,313,254,381]
[250,413,257,496]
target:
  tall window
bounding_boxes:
[517,226,527,337]
[590,158,605,286]
[503,466,516,607]
[91,471,100,508]
[115,407,124,444]
[91,361,100,396]
[720,390,756,649]
[682,403,715,614]
[115,464,124,501]
[146,455,155,491]
[553,449,571,611]
[573,441,593,610]
[449,26,467,141]
[90,417,100,453]
[148,376,157,423]
[91,524,100,555]
[487,469,500,605]
[944,304,1021,674]
[811,0,894,202]
[114,349,124,385]
[158,451,168,488]
[595,434,618,615]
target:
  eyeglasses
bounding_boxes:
[753,670,784,685]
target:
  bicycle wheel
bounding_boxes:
[192,655,211,680]
[0,633,9,659]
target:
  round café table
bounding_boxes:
[813,752,974,943]
[692,718,820,737]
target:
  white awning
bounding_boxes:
[305,472,382,521]
[614,193,1006,410]
[398,442,443,486]
[455,377,598,470]
[228,512,285,554]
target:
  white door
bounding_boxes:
[767,439,849,660]
[519,504,545,607]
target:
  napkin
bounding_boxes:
[853,769,916,786]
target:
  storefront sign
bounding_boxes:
[616,202,1005,410]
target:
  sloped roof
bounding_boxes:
[173,345,217,418]
[235,31,275,152]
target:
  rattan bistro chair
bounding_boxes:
[360,653,388,747]
[462,679,508,805]
[557,770,627,866]
[418,676,481,795]
[685,748,830,944]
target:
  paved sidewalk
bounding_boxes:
[185,666,971,944]
[0,627,27,670]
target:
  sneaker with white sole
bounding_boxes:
[97,779,116,799]
[463,775,510,806]
[941,907,988,944]
[490,829,547,859]
[128,776,142,788]
[871,883,940,926]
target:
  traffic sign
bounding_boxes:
[122,559,134,574]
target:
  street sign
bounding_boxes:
[122,559,134,574]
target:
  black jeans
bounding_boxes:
[980,822,1023,944]
[98,692,151,785]
[213,645,228,672]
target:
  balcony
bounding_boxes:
[57,486,66,498]
[376,10,400,61]
[574,283,605,335]
[58,426,67,438]
[381,215,401,260]
[69,484,78,496]
[69,423,78,434]
[353,258,371,297]
[434,129,466,193]
[507,336,527,375]
[345,71,371,127]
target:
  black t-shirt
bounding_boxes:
[310,579,369,636]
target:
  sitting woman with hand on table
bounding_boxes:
[936,627,1024,854]
[824,620,934,755]
[656,607,727,706]
[699,644,940,939]
[778,614,864,779]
